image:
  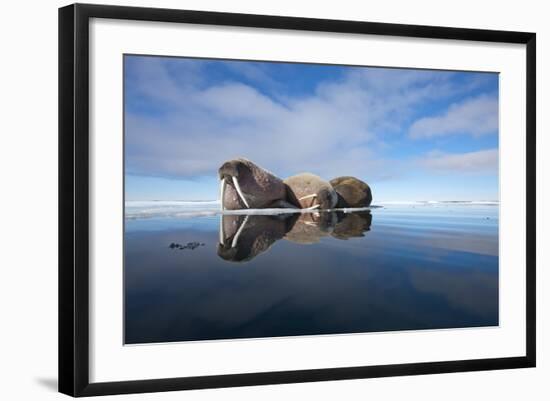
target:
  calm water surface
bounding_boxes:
[124,204,498,344]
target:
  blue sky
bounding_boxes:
[125,55,499,201]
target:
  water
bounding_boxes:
[124,202,499,344]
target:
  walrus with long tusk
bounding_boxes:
[218,159,373,210]
[218,158,290,210]
[284,173,338,210]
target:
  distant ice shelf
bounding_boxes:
[124,199,498,220]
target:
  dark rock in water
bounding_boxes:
[169,241,205,250]
[330,176,372,208]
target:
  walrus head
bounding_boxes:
[218,158,287,210]
[284,173,338,210]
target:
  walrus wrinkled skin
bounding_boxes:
[284,173,338,210]
[219,158,287,210]
[330,176,373,208]
[218,158,373,210]
[217,214,297,262]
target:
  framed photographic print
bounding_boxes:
[58,3,536,397]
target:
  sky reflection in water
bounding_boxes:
[124,205,498,344]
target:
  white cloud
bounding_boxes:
[409,95,498,139]
[418,149,498,173]
[125,58,495,182]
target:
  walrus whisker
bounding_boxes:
[220,178,226,211]
[232,176,250,208]
[231,215,249,248]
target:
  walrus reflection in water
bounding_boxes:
[217,214,297,262]
[331,211,373,239]
[217,211,373,262]
[285,211,372,244]
[284,212,338,244]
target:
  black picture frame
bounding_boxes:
[59,3,536,397]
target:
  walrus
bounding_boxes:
[284,173,338,210]
[329,176,372,208]
[218,158,289,210]
[217,214,297,262]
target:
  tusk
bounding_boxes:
[232,176,250,208]
[305,204,320,210]
[298,194,317,201]
[231,215,249,248]
[219,215,225,245]
[220,178,226,211]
